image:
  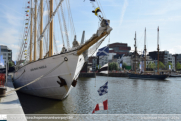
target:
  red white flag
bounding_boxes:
[92,100,108,114]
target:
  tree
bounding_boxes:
[176,62,181,70]
[159,61,165,69]
[148,62,151,68]
[166,62,173,70]
[9,61,14,67]
[122,63,127,69]
[109,62,118,71]
[150,62,156,69]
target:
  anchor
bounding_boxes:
[57,76,67,87]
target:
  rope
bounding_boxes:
[1,59,66,97]
[60,3,70,49]
[55,0,65,46]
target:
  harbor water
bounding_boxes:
[17,76,181,114]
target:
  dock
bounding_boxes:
[0,75,27,121]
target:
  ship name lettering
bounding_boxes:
[30,65,47,71]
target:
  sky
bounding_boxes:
[0,0,181,61]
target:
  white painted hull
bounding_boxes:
[13,51,84,100]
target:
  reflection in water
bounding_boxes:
[17,76,181,114]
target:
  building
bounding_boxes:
[149,51,165,63]
[122,56,131,66]
[88,56,97,72]
[173,54,181,70]
[96,43,131,67]
[0,45,12,68]
[96,46,109,67]
[149,51,175,71]
[109,43,131,55]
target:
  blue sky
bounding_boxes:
[0,0,181,61]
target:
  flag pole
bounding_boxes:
[107,34,110,117]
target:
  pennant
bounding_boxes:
[97,81,108,96]
[25,23,28,25]
[26,19,29,21]
[90,0,95,1]
[27,10,29,12]
[24,53,27,55]
[92,7,101,16]
[26,27,28,29]
[27,6,30,8]
[25,42,27,44]
[92,100,108,113]
[26,14,29,16]
[24,39,27,41]
[24,50,27,52]
[28,1,30,4]
[25,46,27,48]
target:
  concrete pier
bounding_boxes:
[0,75,27,121]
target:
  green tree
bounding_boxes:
[176,62,181,70]
[150,62,156,69]
[159,61,165,69]
[9,61,14,67]
[109,62,118,71]
[166,62,173,70]
[122,63,127,69]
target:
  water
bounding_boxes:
[17,76,181,114]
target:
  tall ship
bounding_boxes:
[128,27,169,80]
[13,0,112,100]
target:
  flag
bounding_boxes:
[26,14,28,16]
[97,81,108,96]
[92,7,101,16]
[28,1,30,4]
[25,23,28,25]
[27,6,30,8]
[90,0,95,1]
[92,100,108,113]
[14,61,16,65]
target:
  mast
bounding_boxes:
[134,32,137,73]
[34,0,37,61]
[157,26,159,74]
[144,28,147,72]
[30,0,33,62]
[49,0,53,57]
[40,0,43,59]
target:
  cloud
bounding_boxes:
[8,44,20,50]
[168,45,181,54]
[43,10,49,16]
[0,28,19,45]
[119,0,128,27]
[58,44,63,48]
[149,0,181,15]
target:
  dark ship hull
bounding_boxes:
[128,73,169,80]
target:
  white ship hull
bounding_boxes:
[13,51,85,100]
